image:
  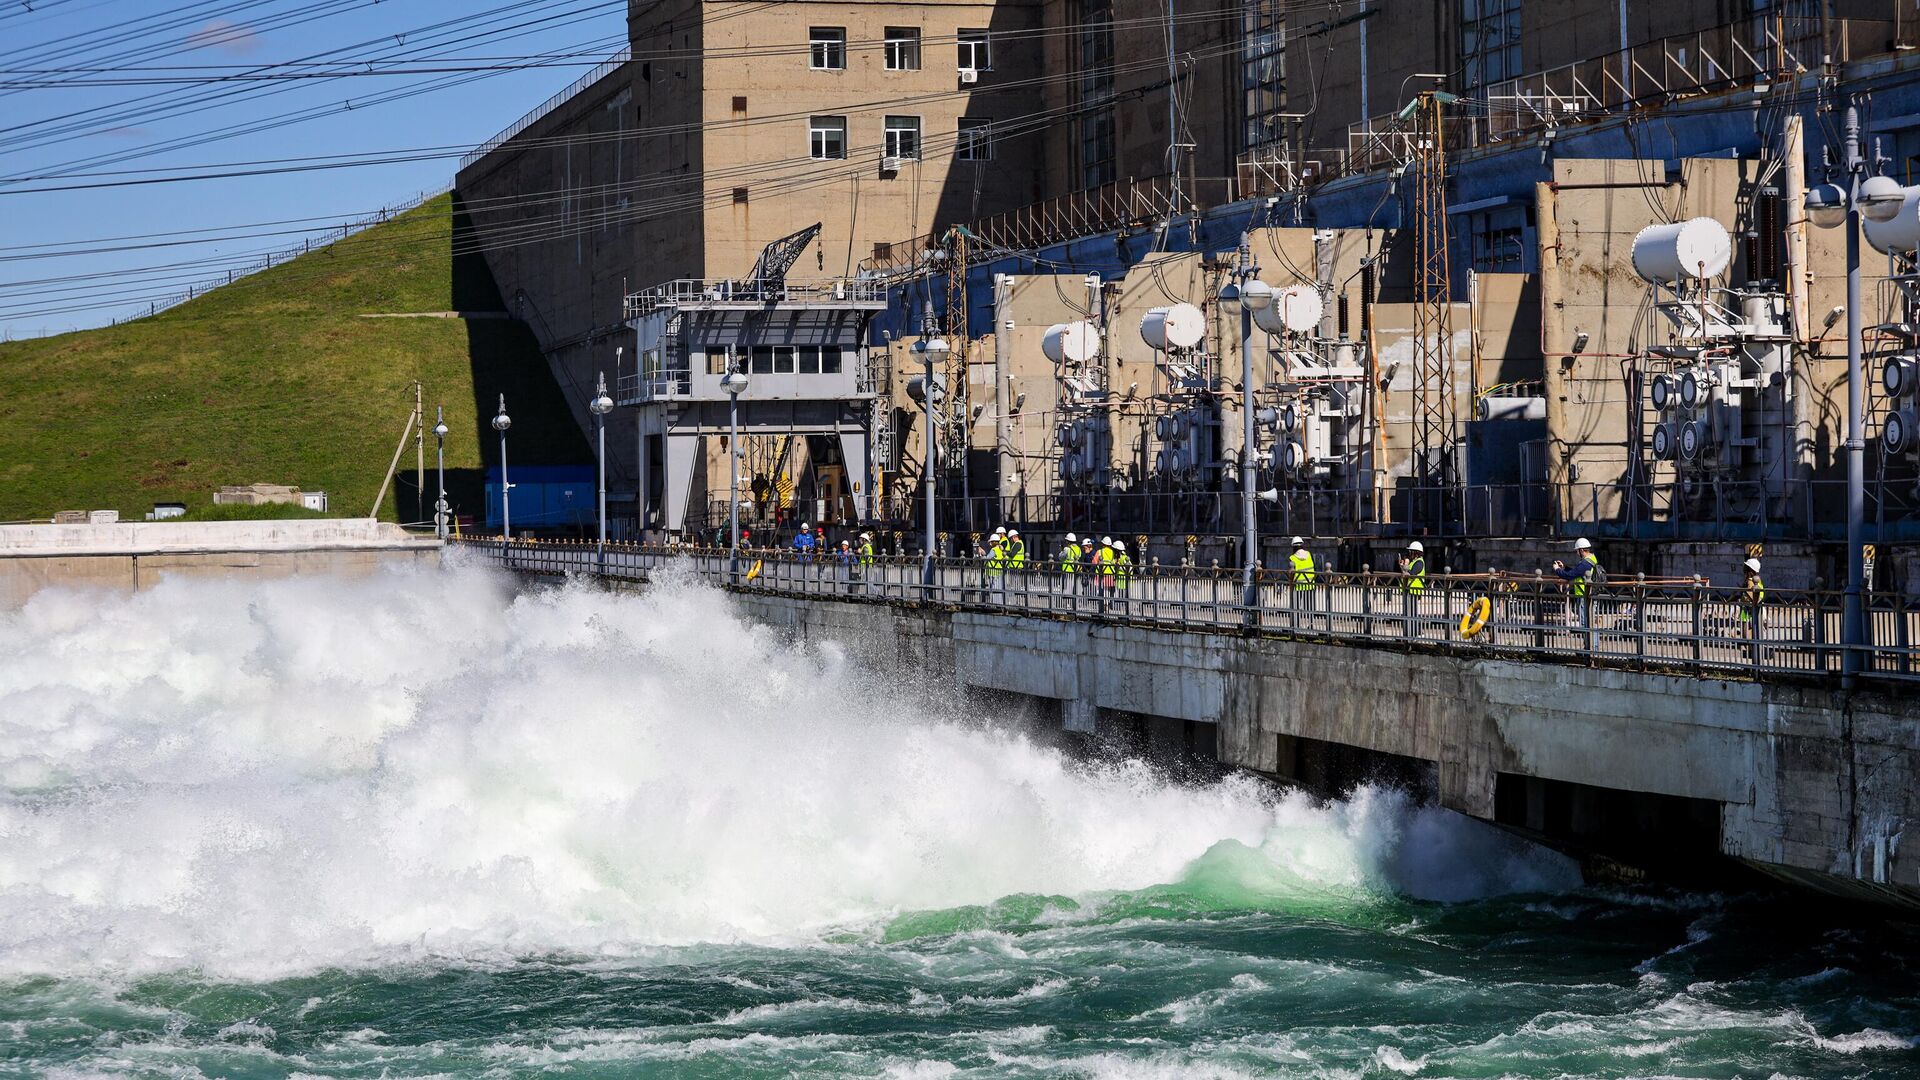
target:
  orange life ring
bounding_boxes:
[1459,596,1492,637]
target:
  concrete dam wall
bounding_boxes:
[729,589,1920,908]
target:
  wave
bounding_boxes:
[0,564,1576,979]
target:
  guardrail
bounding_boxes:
[624,278,888,319]
[450,537,1920,685]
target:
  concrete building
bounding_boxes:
[454,0,1259,481]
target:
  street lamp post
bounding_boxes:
[492,394,512,551]
[720,363,750,578]
[911,301,950,588]
[1220,243,1272,611]
[1806,100,1902,681]
[432,406,449,540]
[590,371,614,572]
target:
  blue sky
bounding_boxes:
[0,0,629,339]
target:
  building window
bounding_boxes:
[810,27,845,70]
[884,27,921,71]
[809,115,846,159]
[1076,0,1115,189]
[884,115,921,160]
[1241,0,1285,153]
[794,346,842,374]
[1461,0,1523,89]
[958,117,993,161]
[958,28,991,72]
[707,349,729,375]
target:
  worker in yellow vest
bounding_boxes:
[1093,536,1118,598]
[1400,540,1427,593]
[984,526,1008,592]
[1288,536,1316,591]
[1113,540,1133,593]
[1059,532,1082,591]
[1740,557,1765,637]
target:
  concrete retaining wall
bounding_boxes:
[731,590,1920,906]
[0,520,441,608]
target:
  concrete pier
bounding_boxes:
[0,519,441,607]
[724,589,1920,908]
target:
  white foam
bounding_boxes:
[0,565,1574,979]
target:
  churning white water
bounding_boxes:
[0,561,1575,980]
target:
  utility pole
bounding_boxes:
[493,395,513,549]
[413,382,424,526]
[1805,98,1903,682]
[913,301,950,587]
[590,371,614,571]
[1224,242,1271,611]
[433,406,449,540]
[721,350,750,580]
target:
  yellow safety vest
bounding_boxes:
[1115,553,1133,586]
[1289,548,1316,590]
[1009,540,1027,568]
[1061,543,1081,573]
[1405,556,1426,593]
[1572,551,1599,597]
[858,540,874,567]
[986,541,1007,573]
[1093,547,1116,574]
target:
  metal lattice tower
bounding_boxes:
[942,226,972,467]
[1409,91,1459,513]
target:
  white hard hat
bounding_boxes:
[1009,530,1019,537]
[994,526,1006,535]
[860,531,872,539]
[1574,537,1592,550]
[1114,541,1126,552]
[1065,533,1077,542]
[800,522,810,530]
[1745,558,1762,572]
[1291,536,1306,547]
[1101,536,1112,545]
[1408,540,1424,552]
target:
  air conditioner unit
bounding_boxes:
[959,68,978,84]
[880,157,902,176]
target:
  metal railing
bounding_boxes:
[451,537,1920,686]
[624,278,888,319]
[862,174,1239,275]
[459,47,631,172]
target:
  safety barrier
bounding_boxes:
[448,537,1920,685]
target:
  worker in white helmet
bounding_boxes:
[1399,540,1427,594]
[1288,536,1316,592]
[1551,537,1603,627]
[983,526,1009,590]
[1740,557,1765,636]
[1093,535,1118,598]
[1112,540,1133,596]
[793,522,817,557]
[1059,532,1083,591]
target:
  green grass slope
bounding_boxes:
[0,193,588,524]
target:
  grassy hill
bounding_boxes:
[0,193,588,524]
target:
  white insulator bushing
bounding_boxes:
[1253,284,1325,334]
[1140,303,1206,350]
[1630,217,1732,284]
[1041,320,1102,364]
